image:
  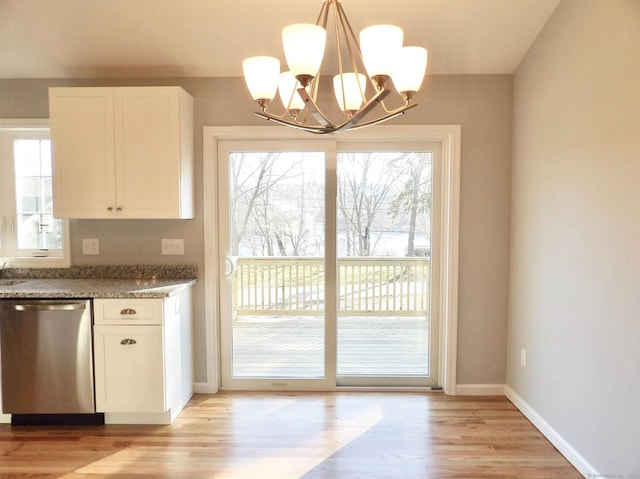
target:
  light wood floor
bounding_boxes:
[0,392,582,479]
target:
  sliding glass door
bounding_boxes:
[218,139,440,390]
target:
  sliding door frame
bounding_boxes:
[201,125,461,394]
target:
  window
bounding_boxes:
[0,119,69,267]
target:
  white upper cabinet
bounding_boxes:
[49,86,194,219]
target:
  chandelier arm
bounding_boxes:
[255,101,418,135]
[306,2,330,113]
[306,72,320,110]
[298,87,335,128]
[345,102,419,132]
[329,88,391,133]
[334,3,366,104]
[254,112,334,134]
[336,2,360,54]
[258,104,298,121]
[336,1,372,98]
[377,97,412,114]
[316,0,330,28]
[332,2,349,115]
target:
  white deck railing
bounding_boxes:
[233,257,430,317]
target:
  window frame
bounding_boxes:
[201,125,461,395]
[0,119,70,268]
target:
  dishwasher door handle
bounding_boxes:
[12,302,87,312]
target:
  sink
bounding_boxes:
[0,279,26,286]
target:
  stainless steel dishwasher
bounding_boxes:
[0,299,96,415]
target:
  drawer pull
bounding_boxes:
[120,338,137,345]
[120,308,137,315]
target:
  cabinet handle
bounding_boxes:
[107,206,114,212]
[116,206,123,212]
[120,308,137,315]
[120,338,137,345]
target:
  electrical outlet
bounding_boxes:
[520,348,527,368]
[82,238,99,255]
[161,238,184,255]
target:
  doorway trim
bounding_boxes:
[201,125,461,394]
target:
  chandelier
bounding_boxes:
[242,0,428,134]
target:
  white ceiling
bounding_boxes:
[0,0,560,79]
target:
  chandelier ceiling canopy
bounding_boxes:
[242,0,428,134]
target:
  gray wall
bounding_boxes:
[509,0,640,473]
[0,73,512,387]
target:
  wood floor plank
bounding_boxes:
[0,392,582,478]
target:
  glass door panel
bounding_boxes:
[220,145,327,382]
[336,150,436,386]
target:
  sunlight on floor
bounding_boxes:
[72,399,385,479]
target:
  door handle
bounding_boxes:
[225,256,237,277]
[120,338,137,345]
[13,302,87,312]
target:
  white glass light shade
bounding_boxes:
[278,71,305,111]
[242,56,280,102]
[282,24,326,80]
[333,73,367,111]
[392,47,428,95]
[359,25,404,79]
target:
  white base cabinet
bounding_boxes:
[93,289,193,424]
[93,325,165,413]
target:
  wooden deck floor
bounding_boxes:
[232,316,431,378]
[0,392,583,478]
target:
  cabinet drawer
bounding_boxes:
[94,299,163,325]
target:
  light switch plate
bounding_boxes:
[82,238,99,255]
[161,238,184,255]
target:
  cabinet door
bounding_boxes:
[49,87,117,218]
[94,325,166,413]
[114,87,190,218]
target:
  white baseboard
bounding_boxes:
[192,382,505,396]
[455,383,506,395]
[194,381,219,394]
[105,410,174,425]
[505,386,596,478]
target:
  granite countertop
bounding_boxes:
[0,278,195,299]
[0,265,197,299]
